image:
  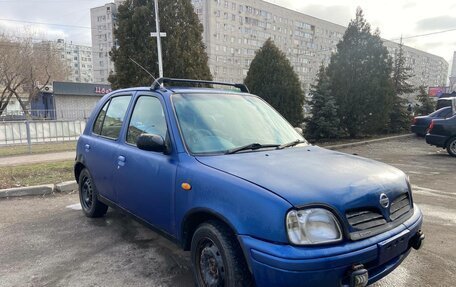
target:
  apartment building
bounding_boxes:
[33,39,93,83]
[191,0,448,92]
[55,39,93,83]
[90,2,123,84]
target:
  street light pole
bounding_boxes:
[154,0,164,78]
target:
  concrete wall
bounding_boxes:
[54,95,102,120]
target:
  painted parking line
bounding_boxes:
[418,203,456,226]
[412,185,456,200]
[66,203,82,210]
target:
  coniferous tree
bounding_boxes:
[415,86,435,115]
[326,8,394,137]
[244,39,304,126]
[389,40,415,133]
[306,65,340,140]
[109,0,212,89]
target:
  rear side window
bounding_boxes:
[441,109,452,118]
[126,96,167,145]
[93,95,132,139]
[93,101,109,135]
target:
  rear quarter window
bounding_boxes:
[92,95,132,140]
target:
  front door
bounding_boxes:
[114,94,177,234]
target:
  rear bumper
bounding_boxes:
[239,205,423,287]
[411,125,427,136]
[425,133,447,148]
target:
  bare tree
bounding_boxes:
[0,35,68,117]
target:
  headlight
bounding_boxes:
[286,208,343,245]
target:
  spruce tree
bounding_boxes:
[415,86,435,115]
[109,0,212,89]
[306,65,340,140]
[326,8,394,137]
[389,40,415,133]
[244,39,304,126]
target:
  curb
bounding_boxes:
[55,181,78,193]
[0,180,77,199]
[324,134,413,150]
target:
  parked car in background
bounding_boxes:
[75,78,424,287]
[436,96,456,110]
[426,114,456,157]
[411,107,453,136]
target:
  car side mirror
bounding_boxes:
[294,127,304,136]
[137,133,166,153]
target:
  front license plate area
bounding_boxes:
[377,230,410,265]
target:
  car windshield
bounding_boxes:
[172,93,306,154]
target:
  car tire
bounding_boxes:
[447,137,456,157]
[78,168,108,218]
[191,221,253,287]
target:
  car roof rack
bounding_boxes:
[151,77,250,93]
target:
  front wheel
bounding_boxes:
[78,168,108,218]
[191,221,253,287]
[447,137,456,157]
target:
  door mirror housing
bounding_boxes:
[137,133,166,153]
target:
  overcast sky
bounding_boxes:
[0,0,455,68]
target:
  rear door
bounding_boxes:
[114,93,177,234]
[82,94,132,201]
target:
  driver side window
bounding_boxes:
[126,96,167,145]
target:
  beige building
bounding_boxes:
[90,2,125,84]
[55,39,93,83]
[34,39,93,83]
[191,0,448,92]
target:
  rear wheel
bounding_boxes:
[447,137,456,157]
[191,221,253,287]
[79,168,108,218]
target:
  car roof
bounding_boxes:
[110,86,249,97]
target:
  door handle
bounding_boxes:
[84,144,90,152]
[117,155,126,167]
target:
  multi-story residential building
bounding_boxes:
[55,39,94,83]
[191,0,448,93]
[384,41,448,89]
[34,39,93,83]
[90,1,124,84]
[449,52,456,92]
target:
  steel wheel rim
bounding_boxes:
[451,140,456,154]
[81,175,93,211]
[198,238,225,287]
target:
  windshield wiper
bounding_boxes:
[225,143,280,154]
[277,139,306,150]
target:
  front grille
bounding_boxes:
[390,193,411,221]
[345,192,412,240]
[346,209,387,230]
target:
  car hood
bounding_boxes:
[196,146,409,210]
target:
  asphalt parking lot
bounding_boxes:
[0,136,455,287]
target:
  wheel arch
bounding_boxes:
[445,135,456,147]
[181,208,239,251]
[74,161,86,183]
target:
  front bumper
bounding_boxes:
[425,133,447,148]
[239,204,423,287]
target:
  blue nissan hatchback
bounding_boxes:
[75,78,424,287]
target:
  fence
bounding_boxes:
[0,109,93,121]
[0,120,86,146]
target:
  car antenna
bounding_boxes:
[129,57,157,82]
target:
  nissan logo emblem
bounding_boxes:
[379,193,390,208]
